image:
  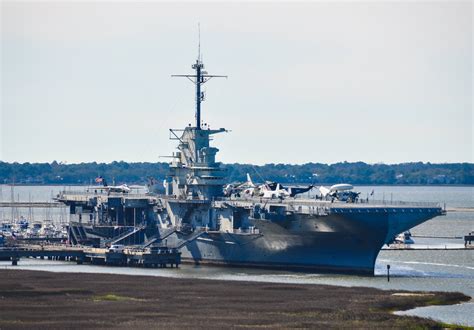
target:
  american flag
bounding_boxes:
[95,176,103,183]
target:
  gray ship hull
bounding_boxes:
[168,206,441,274]
[61,190,443,275]
[179,232,379,274]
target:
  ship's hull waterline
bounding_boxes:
[164,206,442,275]
[61,192,443,275]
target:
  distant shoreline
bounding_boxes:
[1,183,473,187]
[2,161,473,185]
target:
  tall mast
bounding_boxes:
[172,30,226,129]
[192,58,204,129]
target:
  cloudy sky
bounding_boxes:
[1,1,472,165]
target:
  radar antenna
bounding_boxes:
[172,26,227,130]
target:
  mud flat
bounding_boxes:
[0,270,470,329]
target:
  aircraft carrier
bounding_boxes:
[57,53,445,275]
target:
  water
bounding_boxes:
[1,185,473,326]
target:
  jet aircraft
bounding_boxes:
[266,182,314,198]
[224,174,314,199]
[91,176,143,194]
[319,184,360,202]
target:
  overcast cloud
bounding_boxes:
[1,1,472,164]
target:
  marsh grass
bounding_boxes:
[0,270,470,329]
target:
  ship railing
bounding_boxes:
[293,198,441,208]
[232,227,261,235]
[215,196,440,208]
[56,191,91,202]
[287,203,330,216]
[57,191,156,199]
[55,192,440,208]
[357,199,440,207]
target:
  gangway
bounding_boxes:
[142,227,177,248]
[107,225,146,246]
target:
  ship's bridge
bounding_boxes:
[168,127,227,200]
[167,53,228,201]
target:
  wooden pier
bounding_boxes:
[0,244,181,268]
[0,246,84,265]
[82,247,181,268]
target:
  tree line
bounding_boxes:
[0,161,472,185]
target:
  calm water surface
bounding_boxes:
[1,185,473,326]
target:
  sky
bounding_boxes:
[1,1,472,165]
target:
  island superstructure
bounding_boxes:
[57,53,445,274]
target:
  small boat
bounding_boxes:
[1,222,13,234]
[394,231,415,245]
[27,221,43,237]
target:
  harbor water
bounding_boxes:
[1,185,473,326]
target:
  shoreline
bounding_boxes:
[0,269,470,329]
[1,183,473,187]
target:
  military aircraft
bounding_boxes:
[266,182,314,198]
[224,173,257,197]
[225,174,314,199]
[319,183,360,202]
[259,183,290,199]
[91,176,143,194]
